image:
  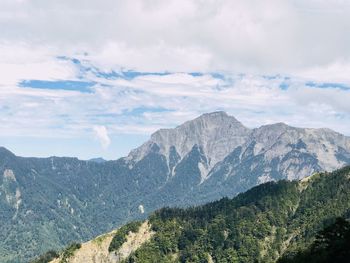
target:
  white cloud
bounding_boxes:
[294,61,350,83]
[0,43,77,86]
[0,0,349,77]
[0,0,349,154]
[93,125,111,149]
[1,69,349,139]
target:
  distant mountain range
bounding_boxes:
[88,157,107,163]
[1,112,350,262]
[40,166,350,263]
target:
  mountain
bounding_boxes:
[1,112,350,262]
[39,166,350,263]
[88,157,107,163]
[129,111,350,206]
[128,112,251,171]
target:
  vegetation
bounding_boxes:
[0,150,147,263]
[92,232,111,246]
[33,166,350,262]
[278,217,350,263]
[121,166,350,262]
[124,180,300,262]
[109,221,142,252]
[30,242,81,263]
[59,242,81,263]
[29,250,59,263]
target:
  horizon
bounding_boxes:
[1,0,350,160]
[1,110,348,160]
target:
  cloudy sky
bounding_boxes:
[1,0,350,159]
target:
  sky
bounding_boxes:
[0,0,350,160]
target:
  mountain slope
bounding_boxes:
[44,166,350,263]
[1,112,350,262]
[0,153,139,262]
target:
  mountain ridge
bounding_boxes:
[1,112,350,262]
[41,166,350,263]
[127,112,350,186]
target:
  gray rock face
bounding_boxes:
[128,111,251,170]
[245,124,350,180]
[128,112,350,187]
[122,112,350,207]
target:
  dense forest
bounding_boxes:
[278,217,350,263]
[118,166,350,262]
[33,166,350,262]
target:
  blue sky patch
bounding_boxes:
[305,81,350,90]
[94,70,171,80]
[262,74,279,80]
[19,80,96,93]
[58,56,231,82]
[121,71,171,80]
[123,106,173,116]
[94,70,119,79]
[279,82,289,90]
[189,72,204,77]
[211,73,225,80]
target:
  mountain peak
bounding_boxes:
[198,111,228,118]
[192,111,239,124]
[128,112,251,168]
[173,111,243,134]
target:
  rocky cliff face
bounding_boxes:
[127,112,251,169]
[127,112,350,191]
[49,221,153,263]
[124,112,350,206]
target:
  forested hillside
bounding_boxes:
[41,166,350,263]
[278,217,350,263]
